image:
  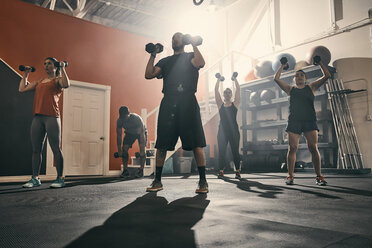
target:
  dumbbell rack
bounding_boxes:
[240,65,337,171]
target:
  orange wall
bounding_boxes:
[0,0,164,170]
[0,0,214,171]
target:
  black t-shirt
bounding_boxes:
[155,52,199,94]
[288,85,316,121]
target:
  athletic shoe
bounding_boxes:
[146,179,163,192]
[235,170,241,179]
[22,177,41,188]
[135,168,144,178]
[120,169,130,178]
[50,177,65,188]
[285,176,294,185]
[217,170,224,179]
[316,176,327,186]
[195,180,209,194]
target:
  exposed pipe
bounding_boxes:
[50,0,56,10]
[62,0,74,12]
[41,0,51,8]
[329,0,338,31]
[97,0,168,21]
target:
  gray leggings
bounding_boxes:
[31,115,63,177]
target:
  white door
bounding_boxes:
[63,84,106,175]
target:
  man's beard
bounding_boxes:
[173,44,184,52]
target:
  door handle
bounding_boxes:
[100,137,104,140]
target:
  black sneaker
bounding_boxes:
[120,169,130,178]
[217,170,224,179]
[316,176,327,186]
[146,179,163,192]
[235,170,241,179]
[135,168,144,178]
[195,180,209,194]
[285,176,294,185]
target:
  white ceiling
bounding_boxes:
[21,0,242,39]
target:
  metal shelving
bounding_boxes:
[240,65,337,171]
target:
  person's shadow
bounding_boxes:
[65,192,210,248]
[223,177,284,198]
[223,177,342,199]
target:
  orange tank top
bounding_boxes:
[33,78,62,117]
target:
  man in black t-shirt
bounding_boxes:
[145,32,208,193]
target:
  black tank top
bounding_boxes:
[219,103,239,133]
[288,85,316,121]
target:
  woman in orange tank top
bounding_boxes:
[19,57,70,188]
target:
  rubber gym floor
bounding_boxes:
[1,172,372,248]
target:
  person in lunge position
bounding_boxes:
[144,32,208,193]
[215,73,242,179]
[274,56,330,186]
[116,106,147,178]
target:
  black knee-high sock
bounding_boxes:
[198,166,206,181]
[155,167,163,181]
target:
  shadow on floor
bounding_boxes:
[238,173,372,197]
[65,192,210,248]
[222,177,284,199]
[246,173,372,180]
[222,177,342,199]
[294,184,372,197]
[64,176,136,187]
[0,176,139,194]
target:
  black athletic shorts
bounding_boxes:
[155,93,206,151]
[286,120,319,135]
[123,130,147,148]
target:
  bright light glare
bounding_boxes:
[167,9,221,55]
[207,4,217,12]
[171,9,218,39]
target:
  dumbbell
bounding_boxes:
[19,65,35,72]
[215,73,225,81]
[145,43,164,54]
[54,61,68,67]
[313,55,321,65]
[280,57,289,70]
[182,34,203,46]
[114,152,119,158]
[146,150,154,157]
[231,72,238,81]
